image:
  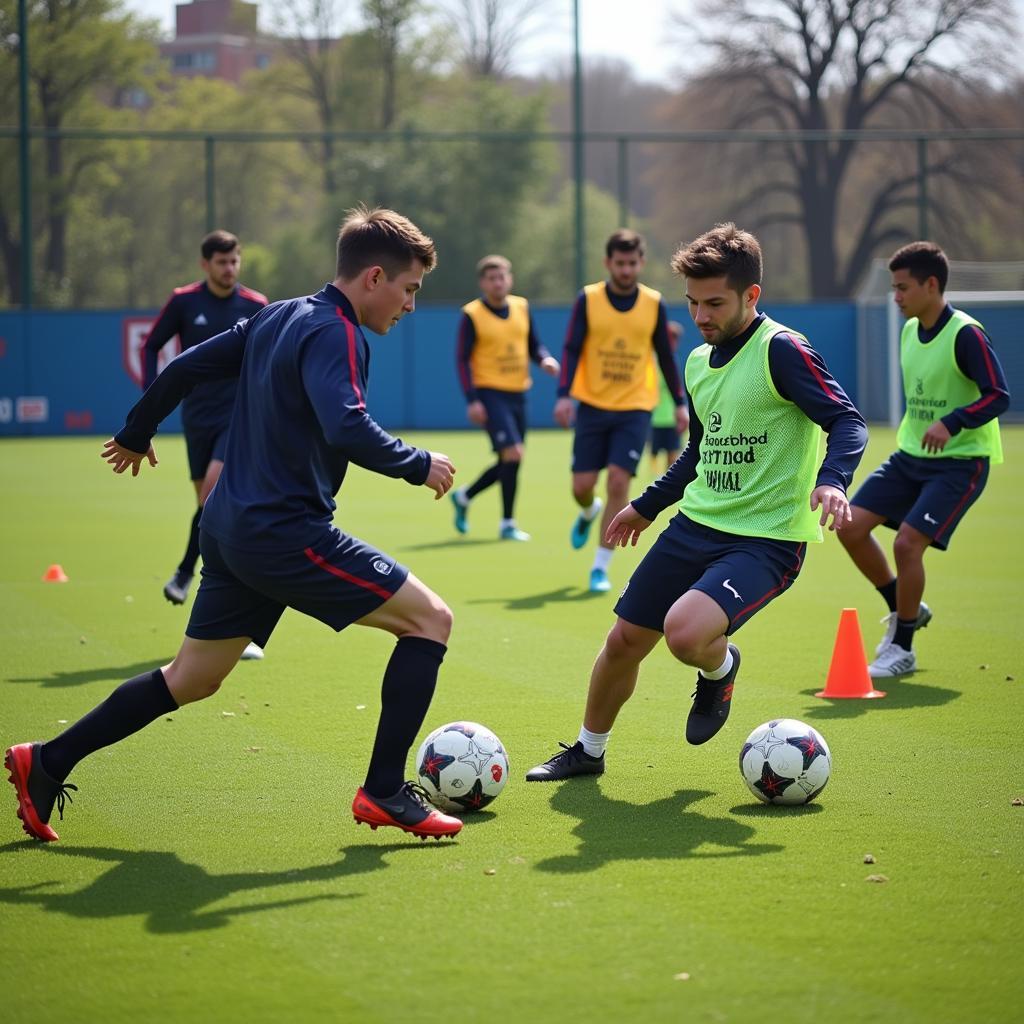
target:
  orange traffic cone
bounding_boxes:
[815,607,886,699]
[42,564,69,583]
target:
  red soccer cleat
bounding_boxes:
[352,782,462,840]
[5,742,77,842]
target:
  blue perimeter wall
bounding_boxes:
[0,303,857,437]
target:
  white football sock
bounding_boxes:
[581,497,602,521]
[592,547,613,572]
[701,647,734,681]
[578,726,610,758]
[500,517,515,529]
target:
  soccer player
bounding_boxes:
[837,241,1009,679]
[5,207,465,842]
[555,229,687,593]
[527,223,866,781]
[451,254,559,541]
[143,231,268,661]
[648,320,689,474]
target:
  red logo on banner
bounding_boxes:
[123,317,178,387]
[65,410,94,430]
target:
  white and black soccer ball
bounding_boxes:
[739,719,832,805]
[415,721,509,813]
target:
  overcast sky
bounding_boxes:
[120,0,690,85]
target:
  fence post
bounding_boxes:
[916,137,928,239]
[18,0,32,309]
[205,136,217,231]
[572,0,584,292]
[617,136,629,226]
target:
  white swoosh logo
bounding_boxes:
[723,579,741,600]
[923,513,937,524]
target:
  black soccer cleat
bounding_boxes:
[525,741,605,781]
[686,644,741,746]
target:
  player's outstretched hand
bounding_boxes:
[810,485,851,531]
[101,438,157,476]
[424,452,456,500]
[553,397,575,429]
[540,356,560,377]
[605,503,652,547]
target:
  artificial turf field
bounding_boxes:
[1,427,1021,1023]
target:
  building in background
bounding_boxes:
[160,0,274,83]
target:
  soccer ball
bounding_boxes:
[415,721,509,813]
[739,719,832,805]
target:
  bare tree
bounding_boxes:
[440,0,552,78]
[670,0,1017,297]
[271,0,348,195]
[362,0,417,128]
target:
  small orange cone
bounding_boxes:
[42,564,69,583]
[815,607,886,699]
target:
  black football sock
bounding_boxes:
[465,463,501,500]
[40,669,179,782]
[892,619,916,652]
[876,579,898,613]
[499,460,521,520]
[363,636,447,799]
[177,507,203,578]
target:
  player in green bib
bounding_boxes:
[527,224,867,781]
[838,242,1009,679]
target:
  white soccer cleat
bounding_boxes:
[876,602,932,655]
[868,643,916,679]
[240,642,264,661]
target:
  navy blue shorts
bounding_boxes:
[185,425,229,481]
[572,403,652,476]
[186,528,409,649]
[850,450,989,551]
[614,513,806,635]
[478,387,526,452]
[649,425,682,455]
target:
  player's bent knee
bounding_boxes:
[893,530,928,561]
[663,623,706,665]
[604,621,651,662]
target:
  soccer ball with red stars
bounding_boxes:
[739,719,832,805]
[415,721,509,813]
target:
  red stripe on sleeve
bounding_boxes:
[968,326,997,387]
[790,337,838,402]
[336,308,365,410]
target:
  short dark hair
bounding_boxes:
[606,229,645,259]
[201,229,239,260]
[336,205,437,280]
[888,241,948,293]
[477,254,511,277]
[670,222,762,293]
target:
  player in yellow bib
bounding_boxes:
[452,255,559,540]
[838,242,1009,679]
[555,229,688,593]
[528,224,866,781]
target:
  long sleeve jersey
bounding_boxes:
[142,280,268,433]
[117,283,431,551]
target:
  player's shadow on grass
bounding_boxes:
[468,586,605,610]
[798,676,959,720]
[0,840,450,933]
[534,780,784,873]
[401,538,500,552]
[6,658,177,689]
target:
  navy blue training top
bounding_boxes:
[118,283,431,552]
[632,312,868,522]
[557,285,685,406]
[143,280,268,434]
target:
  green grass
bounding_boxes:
[1,428,1021,1023]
